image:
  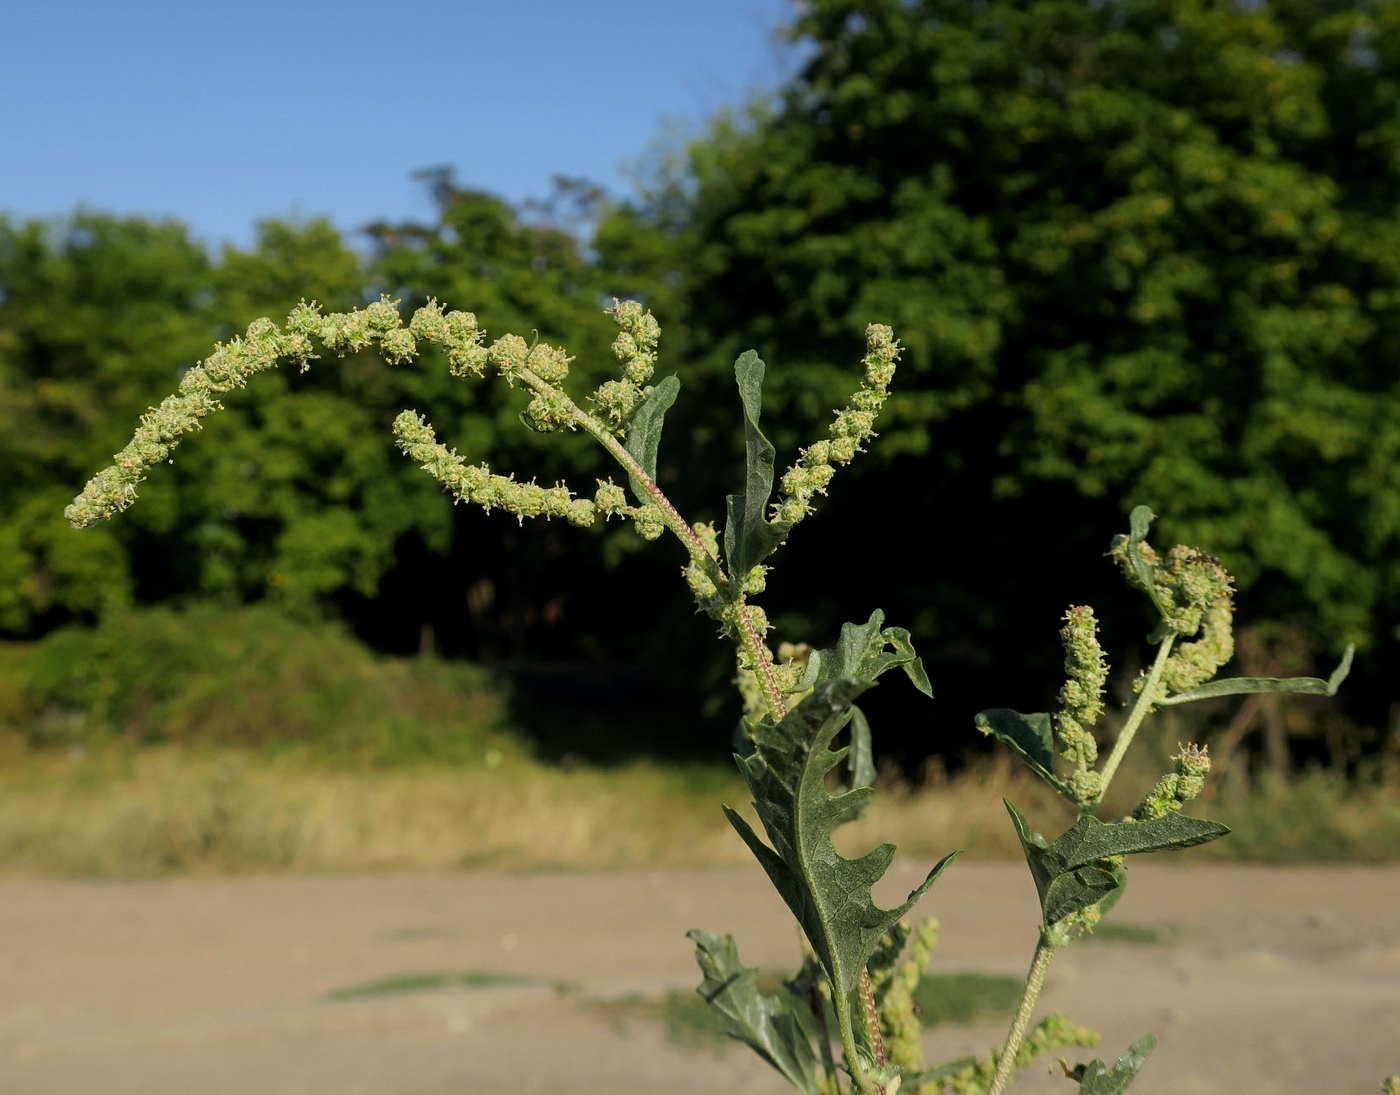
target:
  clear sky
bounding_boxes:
[2,0,801,249]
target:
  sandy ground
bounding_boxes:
[0,862,1396,1094]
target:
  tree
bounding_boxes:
[635,0,1400,732]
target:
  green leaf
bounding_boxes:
[623,375,680,503]
[687,930,823,1095]
[725,678,958,1001]
[723,350,793,578]
[832,704,874,826]
[800,609,932,696]
[1006,802,1229,926]
[1159,645,1355,706]
[974,709,1062,790]
[1125,506,1168,621]
[1076,1035,1157,1094]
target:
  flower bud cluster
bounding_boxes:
[1057,606,1107,726]
[67,296,596,530]
[590,299,661,430]
[869,917,938,1072]
[409,300,488,377]
[392,411,596,527]
[683,521,726,617]
[771,641,813,701]
[67,305,331,528]
[1052,606,1108,806]
[1112,535,1235,697]
[773,324,899,525]
[1133,743,1211,821]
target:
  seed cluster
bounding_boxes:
[1111,534,1236,698]
[773,324,899,526]
[1134,743,1212,821]
[590,299,661,430]
[392,412,598,526]
[1055,605,1108,805]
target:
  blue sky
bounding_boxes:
[2,1,801,249]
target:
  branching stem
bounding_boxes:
[1096,635,1176,803]
[518,365,726,589]
[519,366,789,724]
[986,932,1056,1095]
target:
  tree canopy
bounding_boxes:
[629,0,1400,724]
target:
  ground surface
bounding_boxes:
[0,863,1395,1094]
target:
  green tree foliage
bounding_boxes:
[0,214,214,629]
[643,0,1400,710]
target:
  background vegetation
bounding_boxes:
[3,0,1398,857]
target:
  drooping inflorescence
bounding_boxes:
[392,412,600,526]
[1110,535,1235,700]
[65,295,675,545]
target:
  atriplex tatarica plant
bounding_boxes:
[69,297,1358,1094]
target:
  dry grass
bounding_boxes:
[0,747,1065,878]
[0,745,1396,878]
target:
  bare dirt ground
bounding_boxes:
[0,862,1395,1095]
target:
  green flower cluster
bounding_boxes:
[1055,606,1108,805]
[392,412,602,527]
[65,295,682,548]
[1110,535,1236,698]
[773,324,900,526]
[590,299,660,430]
[940,1013,1100,1095]
[1133,744,1212,821]
[65,296,495,529]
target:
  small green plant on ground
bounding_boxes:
[69,298,1363,1093]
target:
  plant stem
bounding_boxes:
[738,604,788,720]
[985,932,1056,1095]
[518,365,728,589]
[858,968,886,1067]
[832,989,869,1095]
[528,366,791,722]
[1095,635,1176,805]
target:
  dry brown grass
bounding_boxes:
[1,745,1395,878]
[0,747,1069,878]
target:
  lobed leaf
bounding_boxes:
[801,609,933,696]
[974,709,1062,791]
[831,704,875,826]
[725,678,957,1001]
[687,930,823,1095]
[1006,802,1229,926]
[623,375,681,502]
[1159,645,1355,706]
[1075,1035,1156,1094]
[724,350,793,579]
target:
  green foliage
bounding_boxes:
[1067,1036,1157,1095]
[641,0,1400,681]
[326,970,537,1001]
[689,931,825,1094]
[725,679,955,1001]
[1005,801,1228,928]
[0,605,509,763]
